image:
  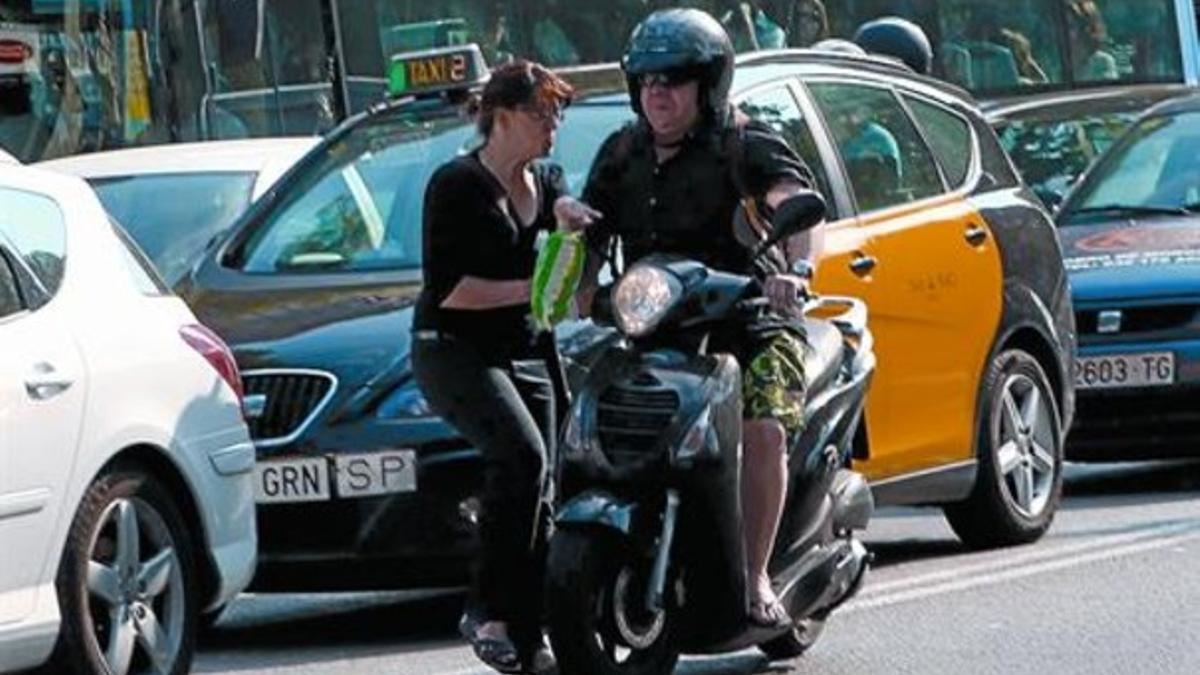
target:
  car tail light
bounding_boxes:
[180,324,245,412]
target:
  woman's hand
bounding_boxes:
[554,196,602,232]
[763,273,809,316]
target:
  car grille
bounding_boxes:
[1069,386,1200,457]
[1076,304,1198,337]
[242,370,336,446]
[596,377,679,464]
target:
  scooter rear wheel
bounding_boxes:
[758,616,826,660]
[546,529,680,675]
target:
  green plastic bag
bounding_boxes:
[531,231,585,330]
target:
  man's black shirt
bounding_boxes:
[582,115,813,275]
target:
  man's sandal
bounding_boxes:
[749,597,792,629]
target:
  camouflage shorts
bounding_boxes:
[742,331,809,438]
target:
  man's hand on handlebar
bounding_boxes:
[764,273,810,316]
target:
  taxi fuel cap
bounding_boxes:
[387,44,489,98]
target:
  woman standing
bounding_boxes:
[412,61,597,674]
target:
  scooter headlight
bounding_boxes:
[612,264,681,337]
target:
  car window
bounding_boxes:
[996,111,1137,208]
[737,84,838,219]
[905,96,973,189]
[0,248,23,319]
[0,187,66,301]
[808,83,944,214]
[235,108,474,274]
[550,101,635,193]
[1062,111,1200,223]
[89,172,256,286]
[110,219,170,296]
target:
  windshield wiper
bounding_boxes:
[1069,204,1189,218]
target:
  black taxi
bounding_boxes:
[184,43,1076,594]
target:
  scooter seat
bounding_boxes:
[802,318,843,402]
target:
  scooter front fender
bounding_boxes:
[555,490,639,536]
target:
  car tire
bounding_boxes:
[48,468,200,675]
[944,349,1064,549]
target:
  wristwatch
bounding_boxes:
[790,258,816,281]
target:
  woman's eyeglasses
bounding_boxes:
[519,104,565,125]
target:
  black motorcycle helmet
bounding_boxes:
[853,16,933,74]
[622,9,735,123]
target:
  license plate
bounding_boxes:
[334,450,417,498]
[254,457,330,504]
[1074,352,1175,390]
[254,450,418,504]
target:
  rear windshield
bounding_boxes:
[996,111,1138,208]
[90,171,256,285]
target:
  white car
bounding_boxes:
[0,147,17,164]
[37,137,319,286]
[0,162,256,674]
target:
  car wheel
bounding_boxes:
[49,469,199,675]
[944,349,1063,549]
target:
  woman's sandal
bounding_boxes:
[459,614,524,674]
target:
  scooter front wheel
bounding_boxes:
[546,529,680,675]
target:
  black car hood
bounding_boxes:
[1059,215,1200,302]
[183,277,421,400]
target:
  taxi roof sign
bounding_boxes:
[387,44,488,98]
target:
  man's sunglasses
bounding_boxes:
[638,69,699,89]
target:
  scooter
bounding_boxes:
[545,193,875,674]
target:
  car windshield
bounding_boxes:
[1060,111,1200,225]
[233,98,627,274]
[995,111,1137,209]
[90,172,256,286]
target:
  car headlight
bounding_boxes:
[613,264,681,337]
[376,380,434,419]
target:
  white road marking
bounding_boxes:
[846,527,1200,613]
[862,520,1199,598]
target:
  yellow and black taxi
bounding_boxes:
[182,42,1075,594]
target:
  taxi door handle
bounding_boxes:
[965,225,989,247]
[849,254,877,277]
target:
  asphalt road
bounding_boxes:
[196,460,1200,675]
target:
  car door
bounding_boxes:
[804,81,1003,481]
[0,188,86,624]
[733,78,873,321]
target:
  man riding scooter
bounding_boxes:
[560,7,823,628]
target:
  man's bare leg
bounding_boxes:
[742,418,789,624]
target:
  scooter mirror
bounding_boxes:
[753,191,827,258]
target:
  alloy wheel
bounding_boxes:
[84,497,186,675]
[995,373,1057,518]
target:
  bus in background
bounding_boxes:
[3,0,1197,163]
